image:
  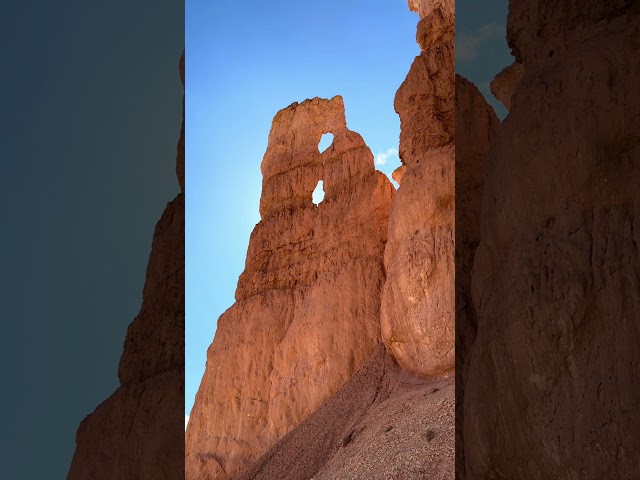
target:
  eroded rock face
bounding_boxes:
[68,51,185,480]
[185,96,394,480]
[380,0,454,377]
[454,75,500,480]
[465,5,640,478]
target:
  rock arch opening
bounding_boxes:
[318,133,334,153]
[312,180,325,205]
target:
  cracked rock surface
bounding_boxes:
[381,0,454,378]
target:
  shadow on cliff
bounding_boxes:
[456,1,640,478]
[66,52,185,480]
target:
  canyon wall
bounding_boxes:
[380,0,455,378]
[67,52,185,480]
[454,75,500,480]
[464,2,640,478]
[185,96,394,480]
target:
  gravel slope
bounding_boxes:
[238,345,454,480]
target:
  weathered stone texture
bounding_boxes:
[454,74,500,480]
[489,62,524,111]
[238,345,454,480]
[380,0,454,377]
[464,4,640,478]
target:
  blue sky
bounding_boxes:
[185,0,513,421]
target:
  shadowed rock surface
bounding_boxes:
[67,52,185,480]
[489,62,524,112]
[185,96,394,480]
[463,2,640,478]
[454,75,500,480]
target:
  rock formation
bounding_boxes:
[463,2,640,478]
[408,0,453,22]
[185,96,394,480]
[187,0,458,477]
[454,75,500,480]
[67,51,185,480]
[380,0,454,377]
[489,62,524,111]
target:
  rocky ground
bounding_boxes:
[238,345,454,480]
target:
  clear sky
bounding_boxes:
[185,0,513,420]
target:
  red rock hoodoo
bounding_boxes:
[380,0,454,377]
[187,0,456,477]
[185,96,394,480]
[454,74,500,480]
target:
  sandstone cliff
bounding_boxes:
[67,52,185,480]
[380,0,454,377]
[489,62,524,112]
[463,2,640,478]
[185,96,394,480]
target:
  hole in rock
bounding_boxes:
[318,133,334,153]
[312,180,325,206]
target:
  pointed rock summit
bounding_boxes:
[188,0,457,476]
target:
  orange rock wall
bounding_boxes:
[380,0,455,377]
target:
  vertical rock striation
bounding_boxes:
[464,1,640,478]
[185,96,394,480]
[67,52,185,480]
[380,0,455,377]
